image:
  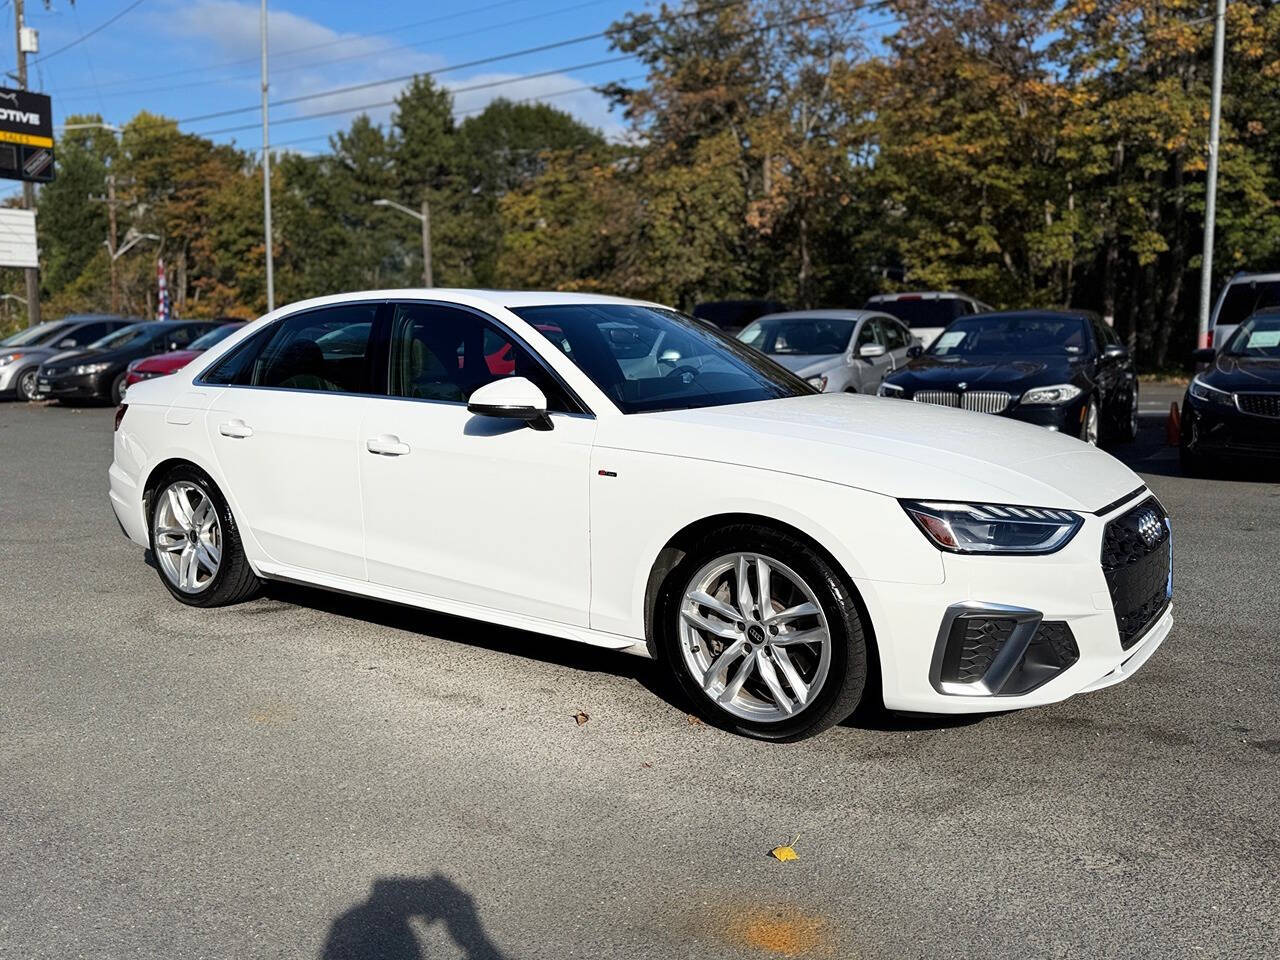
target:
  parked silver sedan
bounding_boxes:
[737,310,918,393]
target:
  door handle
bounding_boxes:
[366,434,411,456]
[219,419,253,439]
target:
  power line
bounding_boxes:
[56,0,612,106]
[191,56,635,138]
[32,0,148,65]
[52,0,539,95]
[173,0,842,129]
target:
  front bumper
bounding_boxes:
[1182,394,1280,461]
[858,492,1172,714]
[34,369,114,401]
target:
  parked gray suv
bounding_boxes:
[0,315,135,400]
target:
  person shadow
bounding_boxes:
[321,875,509,960]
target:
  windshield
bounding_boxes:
[868,298,964,330]
[739,317,855,355]
[512,304,815,414]
[189,324,241,351]
[928,315,1088,357]
[89,322,161,351]
[1216,280,1280,329]
[1223,313,1280,358]
[1,321,69,347]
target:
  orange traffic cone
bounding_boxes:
[1165,402,1181,446]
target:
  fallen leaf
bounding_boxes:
[770,845,799,862]
[686,714,703,726]
[572,710,590,726]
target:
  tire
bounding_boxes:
[111,372,128,405]
[1119,383,1139,442]
[16,367,38,401]
[654,523,868,741]
[148,464,262,607]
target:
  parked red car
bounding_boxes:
[124,321,244,387]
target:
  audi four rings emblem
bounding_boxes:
[1137,510,1163,547]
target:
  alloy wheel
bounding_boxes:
[18,369,37,401]
[153,481,221,594]
[678,552,832,723]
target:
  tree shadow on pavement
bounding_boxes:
[322,875,508,960]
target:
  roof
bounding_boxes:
[754,309,883,322]
[970,308,1100,321]
[255,289,664,321]
[866,291,971,301]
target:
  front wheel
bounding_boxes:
[149,465,262,606]
[656,524,868,740]
[17,368,38,401]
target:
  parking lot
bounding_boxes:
[1,386,1277,959]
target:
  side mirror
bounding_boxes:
[1192,347,1216,363]
[1103,343,1129,361]
[907,344,923,358]
[859,343,887,359]
[467,376,552,430]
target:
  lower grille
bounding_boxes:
[941,616,1016,684]
[1101,497,1172,649]
[935,613,1079,696]
[1236,393,1280,418]
[42,367,62,377]
[913,390,1013,414]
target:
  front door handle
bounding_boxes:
[366,434,411,457]
[219,419,253,439]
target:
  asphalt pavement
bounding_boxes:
[1,385,1277,959]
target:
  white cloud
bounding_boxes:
[165,0,625,141]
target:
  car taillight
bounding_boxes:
[114,403,128,431]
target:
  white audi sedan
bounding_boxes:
[109,291,1173,740]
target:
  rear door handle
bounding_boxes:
[366,434,410,457]
[219,419,253,439]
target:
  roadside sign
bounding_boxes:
[0,87,54,184]
[0,208,38,268]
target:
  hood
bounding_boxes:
[0,344,58,362]
[887,355,1082,393]
[1201,354,1280,391]
[768,354,843,377]
[596,393,1141,512]
[134,349,201,373]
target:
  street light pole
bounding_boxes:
[12,0,41,327]
[260,0,275,312]
[371,198,433,287]
[1197,0,1226,349]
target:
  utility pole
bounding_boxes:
[260,0,275,312]
[91,174,123,312]
[13,0,41,327]
[1197,0,1226,349]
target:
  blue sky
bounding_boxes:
[12,0,646,158]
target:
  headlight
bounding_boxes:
[878,382,905,398]
[806,375,828,391]
[1020,383,1082,405]
[72,362,111,375]
[0,351,23,366]
[1188,374,1233,408]
[901,499,1084,554]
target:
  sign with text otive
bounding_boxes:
[0,88,54,184]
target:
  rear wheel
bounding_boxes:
[1120,383,1139,442]
[149,465,261,606]
[656,524,868,740]
[1080,399,1100,445]
[111,372,128,405]
[17,368,38,401]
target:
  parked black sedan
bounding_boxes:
[1180,307,1280,473]
[35,319,227,404]
[877,309,1138,445]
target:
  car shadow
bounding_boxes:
[1108,413,1280,483]
[321,875,508,960]
[261,580,691,716]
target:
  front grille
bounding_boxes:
[912,390,1013,413]
[914,390,960,408]
[1236,393,1280,418]
[935,615,1079,695]
[1101,497,1172,649]
[941,616,1016,684]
